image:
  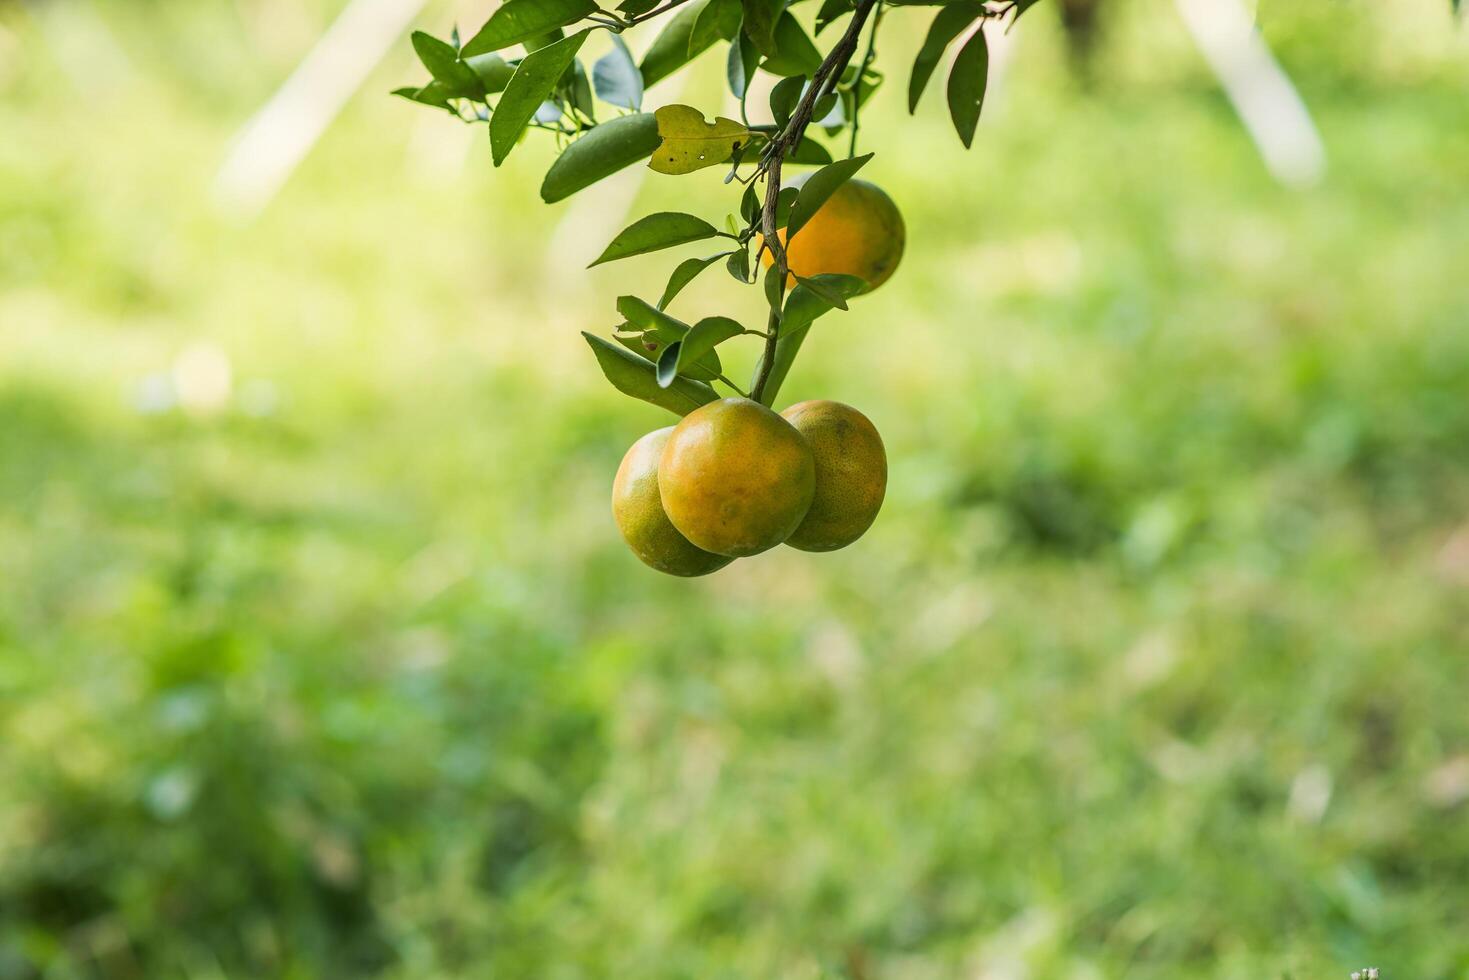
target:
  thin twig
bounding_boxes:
[716,374,751,398]
[621,0,698,29]
[749,0,880,404]
[850,0,884,159]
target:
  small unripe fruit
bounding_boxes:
[780,400,886,552]
[613,428,733,577]
[659,398,816,557]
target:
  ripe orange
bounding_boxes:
[760,176,906,292]
[780,400,887,552]
[658,398,816,557]
[613,428,734,577]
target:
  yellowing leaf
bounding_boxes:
[648,104,753,175]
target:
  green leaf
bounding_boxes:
[659,252,733,309]
[813,90,840,124]
[463,0,598,56]
[619,0,661,13]
[775,185,799,230]
[394,82,455,112]
[822,91,848,132]
[786,152,872,240]
[412,32,483,98]
[855,66,884,109]
[591,211,720,266]
[947,24,988,148]
[656,342,685,388]
[764,262,785,311]
[567,59,597,123]
[617,295,692,340]
[909,2,983,112]
[661,316,745,386]
[615,329,661,361]
[816,0,857,33]
[740,183,761,224]
[754,273,866,405]
[787,137,834,165]
[760,12,823,77]
[741,0,784,56]
[648,104,754,175]
[794,274,849,311]
[466,53,515,94]
[593,34,644,110]
[583,332,718,416]
[617,329,720,383]
[734,132,834,167]
[490,30,590,165]
[784,273,866,335]
[726,30,760,100]
[541,112,661,203]
[616,297,723,380]
[525,28,568,51]
[410,30,455,70]
[681,316,745,367]
[769,75,805,129]
[640,0,718,88]
[727,246,752,282]
[689,0,743,57]
[1011,0,1044,22]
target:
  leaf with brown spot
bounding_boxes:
[648,104,754,175]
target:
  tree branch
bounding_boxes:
[620,0,698,29]
[749,0,880,404]
[850,1,884,158]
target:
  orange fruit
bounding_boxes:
[760,176,905,292]
[613,428,734,577]
[780,400,887,552]
[658,398,816,557]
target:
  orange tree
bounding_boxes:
[396,0,1031,570]
[396,0,1458,574]
[398,0,1024,405]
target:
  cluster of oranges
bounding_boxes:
[614,399,888,576]
[612,179,905,576]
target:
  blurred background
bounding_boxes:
[2,0,1468,976]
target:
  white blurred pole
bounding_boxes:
[544,164,653,290]
[213,0,430,218]
[1174,0,1326,188]
[978,15,1019,107]
[20,0,135,91]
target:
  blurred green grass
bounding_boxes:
[2,0,1469,976]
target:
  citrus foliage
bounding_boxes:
[398,0,1029,412]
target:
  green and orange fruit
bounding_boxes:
[658,397,816,558]
[780,400,887,552]
[613,427,734,577]
[761,176,906,293]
